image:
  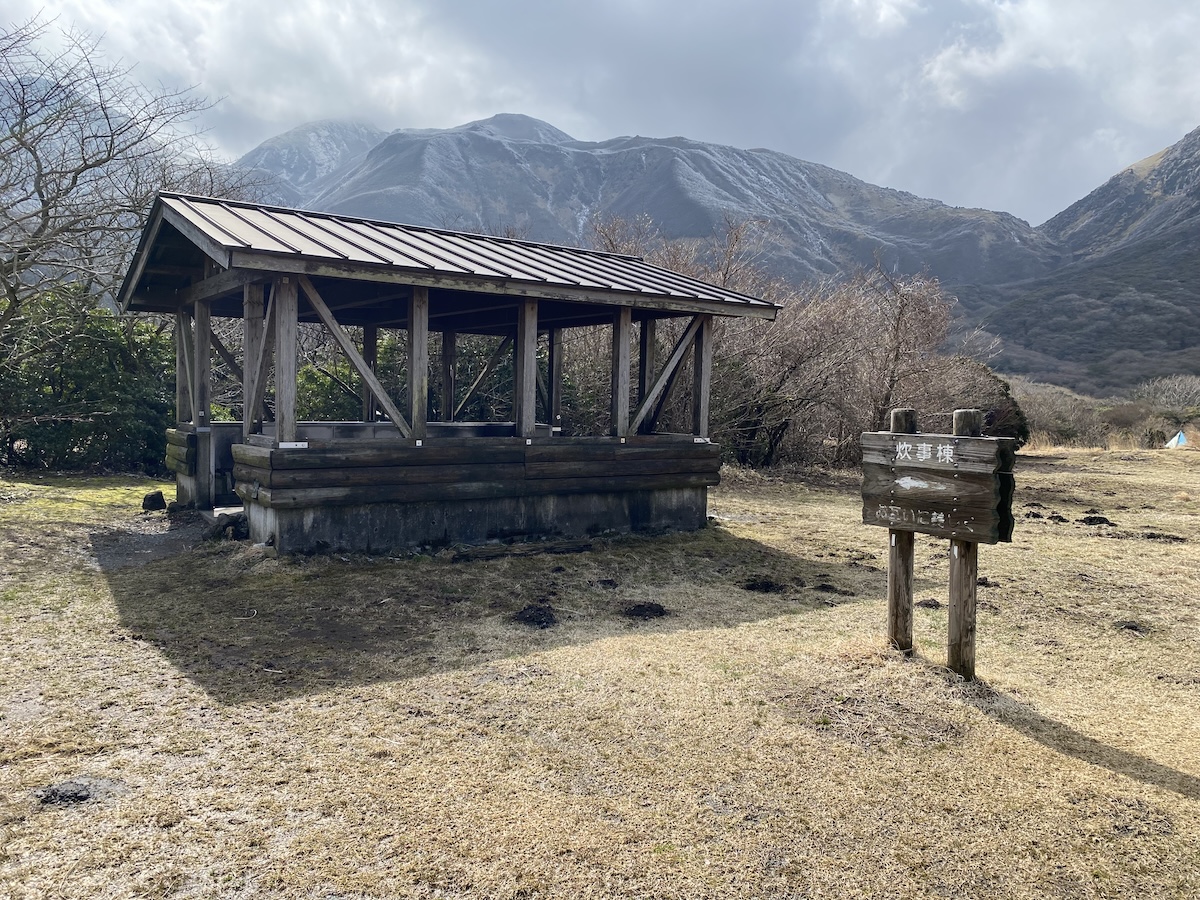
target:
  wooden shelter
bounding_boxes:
[118,193,780,553]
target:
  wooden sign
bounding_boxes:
[862,409,1018,682]
[861,431,1016,544]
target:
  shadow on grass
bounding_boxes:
[964,677,1200,801]
[93,522,883,706]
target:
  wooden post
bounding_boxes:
[611,307,632,436]
[274,277,298,444]
[887,408,917,654]
[362,325,378,423]
[548,328,563,433]
[692,314,713,438]
[948,408,983,680]
[441,330,456,423]
[953,408,984,439]
[242,284,264,440]
[888,531,915,654]
[408,287,429,439]
[193,300,211,428]
[948,539,978,679]
[515,299,538,438]
[175,314,191,425]
[637,319,656,435]
[192,299,214,507]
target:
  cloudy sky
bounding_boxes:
[9,0,1200,225]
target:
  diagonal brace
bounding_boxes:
[298,275,411,437]
[628,315,703,435]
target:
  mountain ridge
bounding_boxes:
[236,113,1200,393]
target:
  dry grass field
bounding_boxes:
[1,448,1198,899]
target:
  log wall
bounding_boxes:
[230,435,720,553]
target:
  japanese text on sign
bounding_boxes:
[895,441,955,464]
[874,505,948,528]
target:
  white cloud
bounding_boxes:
[5,0,1200,224]
[921,0,1200,131]
[824,0,926,35]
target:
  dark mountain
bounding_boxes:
[974,126,1200,393]
[237,114,1200,394]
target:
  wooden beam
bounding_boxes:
[441,330,456,423]
[455,335,512,420]
[408,286,429,439]
[229,251,782,320]
[178,311,197,425]
[691,314,712,438]
[297,274,411,437]
[161,205,233,272]
[628,316,703,435]
[515,298,539,438]
[274,277,298,443]
[178,267,265,306]
[118,208,165,314]
[362,326,378,423]
[548,328,563,432]
[534,341,550,417]
[193,297,214,508]
[242,283,264,440]
[246,286,277,434]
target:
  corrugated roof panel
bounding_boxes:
[446,235,592,285]
[141,193,780,315]
[228,206,348,257]
[349,220,478,273]
[264,210,388,263]
[406,229,539,280]
[182,199,299,254]
[301,217,413,266]
[484,240,596,288]
[513,242,633,291]
[162,196,251,248]
[551,248,693,297]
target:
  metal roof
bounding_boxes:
[119,193,780,322]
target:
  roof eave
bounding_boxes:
[227,249,781,319]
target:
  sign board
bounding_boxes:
[860,431,1016,544]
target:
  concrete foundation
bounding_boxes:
[244,488,708,554]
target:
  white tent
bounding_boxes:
[1165,430,1188,449]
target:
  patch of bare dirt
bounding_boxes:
[88,511,207,572]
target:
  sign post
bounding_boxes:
[861,408,1016,680]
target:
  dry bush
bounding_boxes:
[585,216,1024,465]
[1010,379,1120,449]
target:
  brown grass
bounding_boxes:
[1,451,1199,899]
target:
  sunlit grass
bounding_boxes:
[1,452,1198,898]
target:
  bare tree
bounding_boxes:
[584,214,1024,465]
[1132,374,1200,430]
[0,16,263,458]
[0,16,256,368]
